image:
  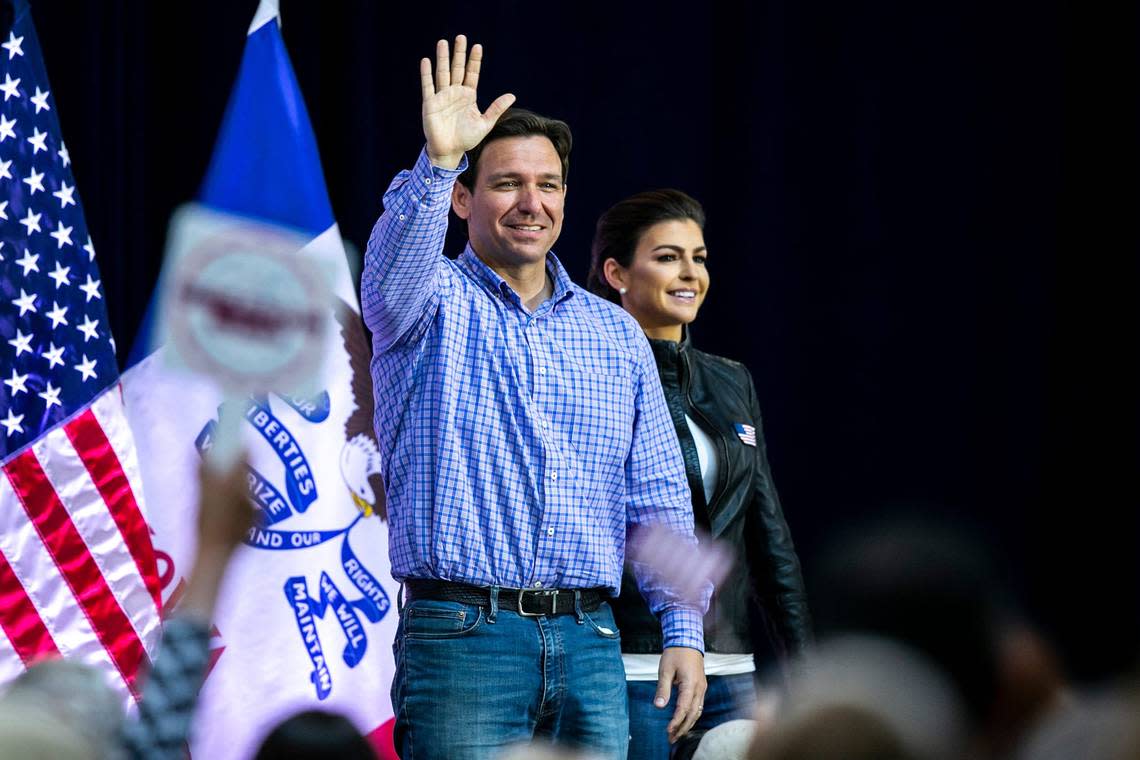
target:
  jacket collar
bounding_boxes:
[647,328,688,387]
[646,325,692,368]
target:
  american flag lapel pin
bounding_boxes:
[734,423,757,447]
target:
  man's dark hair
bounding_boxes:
[457,108,572,190]
[587,189,706,304]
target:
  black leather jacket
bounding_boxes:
[612,334,812,657]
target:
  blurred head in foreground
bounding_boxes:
[495,742,604,760]
[749,635,966,760]
[810,518,1002,723]
[689,719,758,760]
[254,709,376,760]
[750,703,913,760]
[1,657,123,760]
[809,516,1068,755]
[1018,684,1140,760]
[0,700,94,760]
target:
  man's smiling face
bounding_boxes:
[453,135,566,272]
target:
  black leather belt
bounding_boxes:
[404,579,607,617]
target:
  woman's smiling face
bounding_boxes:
[612,218,709,340]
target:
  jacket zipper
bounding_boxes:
[681,350,729,524]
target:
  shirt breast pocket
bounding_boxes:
[563,373,635,457]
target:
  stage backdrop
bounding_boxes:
[31,0,1140,682]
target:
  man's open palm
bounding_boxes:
[420,35,515,169]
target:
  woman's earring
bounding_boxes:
[619,287,627,295]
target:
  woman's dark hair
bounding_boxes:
[587,189,706,304]
[457,107,572,190]
[254,709,376,760]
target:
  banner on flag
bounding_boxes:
[121,1,398,757]
[0,0,161,703]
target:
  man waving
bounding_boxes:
[362,36,709,759]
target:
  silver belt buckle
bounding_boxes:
[517,588,558,616]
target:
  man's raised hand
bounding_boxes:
[420,35,515,170]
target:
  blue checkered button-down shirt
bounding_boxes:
[362,149,707,650]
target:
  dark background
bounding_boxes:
[28,1,1137,681]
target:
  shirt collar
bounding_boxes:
[458,244,577,309]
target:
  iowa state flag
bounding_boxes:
[121,1,398,756]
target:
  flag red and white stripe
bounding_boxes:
[0,387,162,701]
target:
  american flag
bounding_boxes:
[734,422,757,447]
[0,0,160,701]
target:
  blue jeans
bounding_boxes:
[626,672,758,760]
[391,595,629,760]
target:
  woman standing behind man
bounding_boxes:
[587,190,812,758]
